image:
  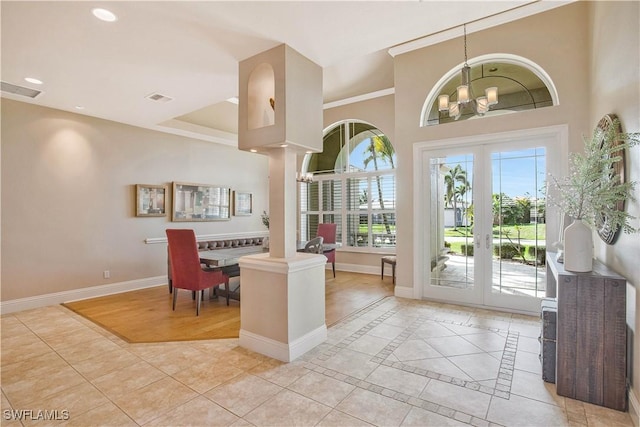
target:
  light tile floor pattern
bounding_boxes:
[1,297,634,427]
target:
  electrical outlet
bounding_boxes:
[103,270,110,279]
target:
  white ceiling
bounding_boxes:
[1,1,567,145]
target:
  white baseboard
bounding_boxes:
[335,262,383,277]
[0,276,166,315]
[630,386,639,427]
[394,286,414,299]
[239,324,327,362]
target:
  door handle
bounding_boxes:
[475,234,481,249]
[486,234,491,250]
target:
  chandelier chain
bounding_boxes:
[463,24,468,66]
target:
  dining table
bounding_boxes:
[198,242,338,272]
[296,241,338,253]
[198,245,267,267]
[198,241,338,296]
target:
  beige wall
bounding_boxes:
[588,1,640,419]
[1,99,269,301]
[393,2,591,292]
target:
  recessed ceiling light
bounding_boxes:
[280,144,288,148]
[92,8,117,22]
[489,67,498,72]
[24,77,43,85]
[75,106,85,110]
[250,149,258,153]
[226,97,239,105]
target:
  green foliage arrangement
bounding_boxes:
[548,118,640,234]
[261,211,269,229]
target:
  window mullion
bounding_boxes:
[367,176,372,248]
[340,177,346,247]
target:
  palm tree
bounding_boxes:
[359,188,369,206]
[444,165,469,230]
[363,134,396,169]
[455,183,469,226]
[363,134,396,234]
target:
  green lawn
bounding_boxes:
[444,224,545,240]
[359,224,396,234]
[446,241,545,264]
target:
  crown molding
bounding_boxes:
[388,1,576,58]
[323,88,395,110]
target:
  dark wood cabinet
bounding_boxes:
[547,253,627,411]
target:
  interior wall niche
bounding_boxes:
[247,63,275,130]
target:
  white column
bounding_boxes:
[239,146,327,362]
[268,147,297,259]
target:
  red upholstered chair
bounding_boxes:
[166,229,230,316]
[316,223,337,277]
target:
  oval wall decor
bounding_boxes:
[595,114,625,245]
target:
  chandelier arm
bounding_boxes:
[473,75,535,108]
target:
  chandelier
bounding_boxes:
[438,24,498,120]
[296,172,314,184]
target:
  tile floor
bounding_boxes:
[1,297,634,426]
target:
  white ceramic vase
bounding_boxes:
[563,219,593,272]
[262,236,269,249]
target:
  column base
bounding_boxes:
[239,324,327,362]
[238,252,327,362]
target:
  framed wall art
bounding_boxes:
[234,191,253,216]
[172,181,231,222]
[136,184,167,217]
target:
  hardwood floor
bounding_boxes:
[63,271,394,343]
[324,270,394,326]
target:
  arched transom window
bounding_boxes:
[422,54,558,126]
[300,121,396,251]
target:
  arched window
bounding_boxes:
[421,54,558,126]
[300,121,396,250]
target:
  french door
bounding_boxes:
[417,127,565,313]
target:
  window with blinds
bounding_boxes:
[300,121,396,250]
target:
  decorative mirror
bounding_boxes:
[595,114,625,244]
[172,182,231,222]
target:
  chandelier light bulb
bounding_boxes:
[457,85,469,104]
[438,94,450,112]
[485,87,498,105]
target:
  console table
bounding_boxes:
[547,252,627,411]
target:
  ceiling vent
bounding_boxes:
[145,92,173,103]
[1,81,42,99]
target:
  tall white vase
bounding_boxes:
[563,219,593,272]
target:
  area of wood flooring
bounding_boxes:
[62,270,394,343]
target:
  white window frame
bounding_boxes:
[300,170,396,253]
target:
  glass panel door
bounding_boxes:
[421,135,555,313]
[424,149,484,305]
[484,147,547,312]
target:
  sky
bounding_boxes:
[346,137,547,200]
[447,148,546,199]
